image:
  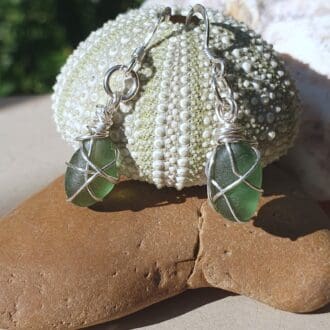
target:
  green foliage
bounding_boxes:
[0,0,143,96]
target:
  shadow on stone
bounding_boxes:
[254,196,330,240]
[254,166,330,239]
[92,165,330,242]
[90,180,206,212]
[89,288,233,330]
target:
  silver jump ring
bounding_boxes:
[103,64,140,102]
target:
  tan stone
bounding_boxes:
[0,165,329,329]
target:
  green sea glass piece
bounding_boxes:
[65,137,118,207]
[208,142,262,222]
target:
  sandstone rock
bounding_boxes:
[0,166,329,329]
[189,166,330,312]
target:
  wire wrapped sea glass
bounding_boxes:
[65,137,119,207]
[207,142,262,222]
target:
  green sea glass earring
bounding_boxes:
[65,7,172,207]
[186,5,263,222]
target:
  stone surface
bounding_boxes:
[0,165,329,329]
[190,165,330,312]
[0,177,201,329]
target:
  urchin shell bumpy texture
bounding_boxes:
[52,6,300,190]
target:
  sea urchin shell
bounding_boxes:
[52,6,300,190]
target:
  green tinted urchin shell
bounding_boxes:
[52,6,300,190]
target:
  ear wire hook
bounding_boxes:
[186,4,210,51]
[185,4,223,65]
[143,7,172,50]
[126,7,172,73]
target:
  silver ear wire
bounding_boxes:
[186,4,215,62]
[125,7,173,74]
[187,4,239,128]
[142,7,172,53]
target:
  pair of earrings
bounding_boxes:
[65,5,263,223]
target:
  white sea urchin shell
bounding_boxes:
[52,6,300,190]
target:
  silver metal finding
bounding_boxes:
[186,4,210,59]
[78,92,122,140]
[88,6,172,139]
[125,6,172,74]
[103,65,140,101]
[186,4,239,135]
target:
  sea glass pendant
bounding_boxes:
[65,137,119,207]
[207,141,262,222]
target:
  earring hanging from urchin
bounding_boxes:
[65,96,120,207]
[65,7,172,207]
[186,4,263,222]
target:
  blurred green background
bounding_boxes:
[0,0,143,96]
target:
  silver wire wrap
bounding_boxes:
[205,142,263,222]
[66,142,120,203]
[186,4,262,222]
[66,7,172,203]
